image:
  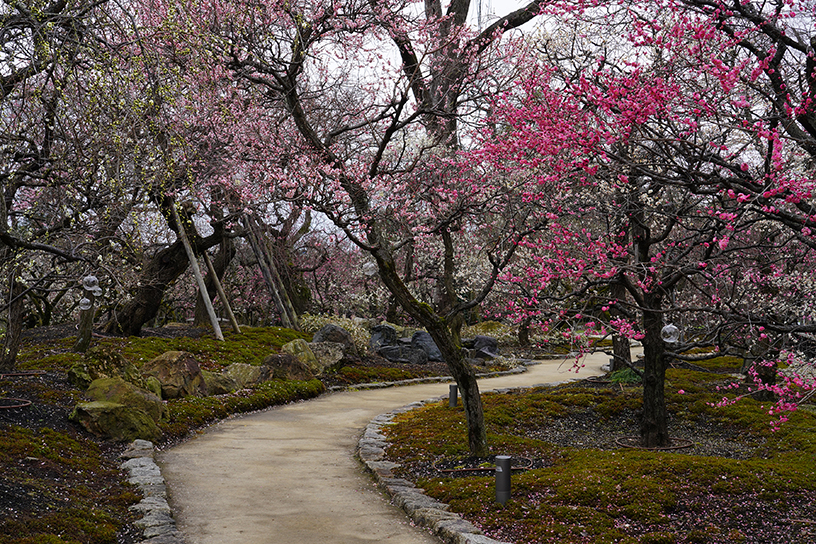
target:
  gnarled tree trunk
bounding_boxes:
[103,202,226,337]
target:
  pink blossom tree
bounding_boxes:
[474,0,816,446]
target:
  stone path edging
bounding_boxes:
[120,440,186,544]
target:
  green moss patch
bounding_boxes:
[0,426,140,544]
[383,372,816,543]
[112,327,310,370]
[325,364,435,386]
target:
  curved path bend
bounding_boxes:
[158,353,611,544]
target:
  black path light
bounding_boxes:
[449,384,458,407]
[495,455,512,505]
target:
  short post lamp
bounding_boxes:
[73,275,102,353]
[449,384,458,407]
[495,455,512,505]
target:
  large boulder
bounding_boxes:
[378,344,429,365]
[68,345,145,390]
[140,351,207,399]
[411,331,443,362]
[85,377,165,422]
[312,324,359,359]
[70,401,161,442]
[370,324,398,351]
[281,339,320,375]
[262,353,316,381]
[309,342,345,375]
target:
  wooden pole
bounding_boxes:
[242,216,299,330]
[171,203,224,341]
[202,251,241,334]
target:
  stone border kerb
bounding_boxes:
[120,439,186,544]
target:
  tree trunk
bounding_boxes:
[371,252,490,455]
[518,315,532,347]
[0,278,24,372]
[103,241,190,336]
[426,318,488,456]
[640,304,669,447]
[611,334,632,373]
[103,231,224,336]
[368,227,488,456]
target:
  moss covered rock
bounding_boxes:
[68,345,145,390]
[85,377,165,422]
[308,342,345,375]
[141,351,207,399]
[201,369,238,395]
[144,375,163,398]
[262,353,315,381]
[312,324,359,359]
[281,339,320,375]
[224,362,267,389]
[69,401,162,442]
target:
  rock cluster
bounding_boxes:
[69,348,308,441]
[120,440,185,544]
[370,324,501,367]
[278,323,359,376]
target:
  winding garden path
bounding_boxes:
[158,353,611,544]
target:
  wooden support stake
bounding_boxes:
[171,203,224,341]
[202,251,241,334]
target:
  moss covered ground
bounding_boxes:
[383,356,816,543]
[0,326,335,544]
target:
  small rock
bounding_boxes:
[370,324,398,351]
[312,324,359,358]
[70,401,161,442]
[86,377,165,422]
[309,342,345,374]
[263,352,316,381]
[378,345,429,365]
